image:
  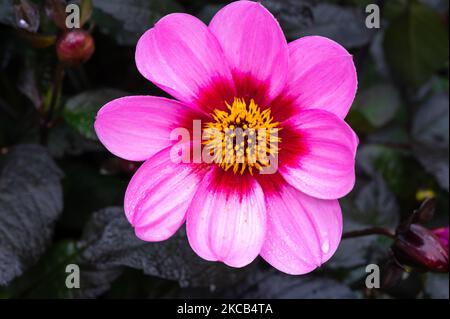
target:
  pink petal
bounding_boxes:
[125,146,209,241]
[186,169,266,267]
[135,13,236,113]
[94,96,204,162]
[258,174,342,275]
[432,227,449,251]
[274,36,357,120]
[209,1,288,104]
[279,109,357,199]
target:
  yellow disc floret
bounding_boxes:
[204,98,281,175]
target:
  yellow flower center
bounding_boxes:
[204,98,281,175]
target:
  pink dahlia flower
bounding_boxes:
[94,0,358,274]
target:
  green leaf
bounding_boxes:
[2,240,122,298]
[92,0,183,46]
[0,0,14,27]
[412,93,449,148]
[353,175,400,228]
[384,0,409,20]
[384,2,449,87]
[197,4,223,24]
[47,122,102,159]
[431,76,449,95]
[221,268,356,298]
[104,268,182,298]
[424,273,449,299]
[345,108,377,134]
[419,0,449,14]
[63,88,127,140]
[58,160,128,232]
[263,1,372,48]
[326,145,404,270]
[80,207,253,288]
[0,144,63,286]
[412,94,449,191]
[353,84,402,128]
[326,216,392,270]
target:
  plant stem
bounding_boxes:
[40,62,65,145]
[342,227,396,240]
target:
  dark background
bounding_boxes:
[0,0,448,299]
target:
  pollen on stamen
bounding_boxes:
[203,98,281,175]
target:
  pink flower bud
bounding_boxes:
[393,224,449,272]
[432,226,449,251]
[56,30,94,66]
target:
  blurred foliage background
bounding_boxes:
[0,0,448,299]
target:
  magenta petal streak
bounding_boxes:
[125,147,209,241]
[186,169,267,268]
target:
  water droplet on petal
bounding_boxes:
[19,19,29,28]
[321,239,330,254]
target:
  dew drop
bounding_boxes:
[321,239,330,254]
[18,19,29,28]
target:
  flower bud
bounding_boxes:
[14,0,40,33]
[56,30,95,66]
[381,260,405,289]
[411,198,436,225]
[393,224,449,272]
[432,226,449,251]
